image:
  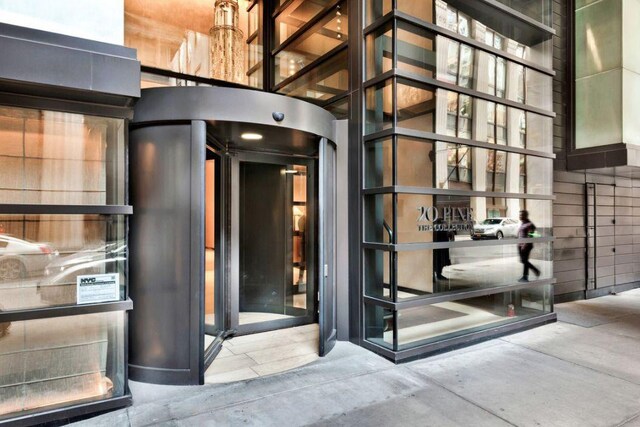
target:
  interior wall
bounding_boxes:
[205,160,215,249]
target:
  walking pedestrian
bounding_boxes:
[517,210,540,282]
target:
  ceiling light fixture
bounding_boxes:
[241,132,263,140]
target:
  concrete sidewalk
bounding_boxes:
[77,289,640,427]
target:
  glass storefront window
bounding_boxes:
[364,194,552,244]
[0,215,126,311]
[365,242,552,302]
[275,2,347,84]
[125,0,262,88]
[0,107,125,205]
[367,135,552,194]
[0,311,126,420]
[394,285,552,349]
[277,50,348,102]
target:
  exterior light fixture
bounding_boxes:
[241,132,262,140]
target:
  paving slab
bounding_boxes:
[591,314,640,339]
[308,384,512,427]
[407,340,640,427]
[621,413,640,427]
[555,294,640,327]
[173,366,505,427]
[502,321,640,385]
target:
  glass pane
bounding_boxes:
[397,137,434,187]
[365,78,393,134]
[397,22,436,79]
[365,0,392,25]
[275,2,348,84]
[292,164,308,310]
[458,44,474,88]
[493,0,552,26]
[325,97,349,119]
[238,161,314,325]
[125,0,261,88]
[395,285,552,349]
[248,3,259,35]
[364,138,393,188]
[364,249,391,299]
[365,239,552,301]
[0,311,126,420]
[275,0,334,47]
[525,111,553,153]
[365,22,393,81]
[248,36,263,70]
[0,215,126,311]
[526,69,553,111]
[397,0,433,23]
[364,194,393,244]
[365,194,552,244]
[277,50,348,102]
[365,303,394,349]
[437,36,459,84]
[205,160,216,333]
[397,80,436,132]
[0,107,125,205]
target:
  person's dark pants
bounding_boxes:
[519,245,540,278]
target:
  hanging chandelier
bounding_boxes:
[210,0,245,83]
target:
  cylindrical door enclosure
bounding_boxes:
[128,121,205,385]
[128,87,337,385]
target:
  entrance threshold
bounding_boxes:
[204,324,319,383]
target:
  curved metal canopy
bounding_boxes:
[132,86,336,143]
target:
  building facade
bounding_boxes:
[0,0,633,425]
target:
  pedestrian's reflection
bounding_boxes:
[433,218,454,284]
[518,210,540,282]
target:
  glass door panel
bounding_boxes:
[236,156,315,332]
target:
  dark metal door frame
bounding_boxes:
[204,144,226,338]
[229,150,318,336]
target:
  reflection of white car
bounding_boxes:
[38,243,126,304]
[472,218,519,240]
[0,235,57,281]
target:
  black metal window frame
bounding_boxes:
[360,1,556,360]
[0,103,134,425]
[270,0,349,102]
[364,10,555,77]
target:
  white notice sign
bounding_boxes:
[77,274,120,304]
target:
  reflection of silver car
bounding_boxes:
[472,218,519,240]
[39,243,126,304]
[0,235,57,281]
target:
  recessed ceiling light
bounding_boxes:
[241,133,262,140]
